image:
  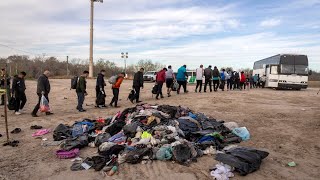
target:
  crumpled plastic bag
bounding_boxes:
[232,127,250,141]
[210,163,234,180]
[156,145,173,160]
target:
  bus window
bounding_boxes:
[281,64,294,74]
[295,65,308,75]
[270,66,278,75]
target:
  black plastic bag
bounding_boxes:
[60,135,89,151]
[215,147,269,176]
[172,144,192,165]
[96,92,106,106]
[8,96,15,110]
[125,148,152,164]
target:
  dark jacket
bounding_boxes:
[96,73,105,88]
[204,68,213,79]
[133,71,144,88]
[12,76,26,95]
[0,74,10,88]
[156,70,166,82]
[212,68,220,78]
[76,76,87,93]
[37,74,50,94]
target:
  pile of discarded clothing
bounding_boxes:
[51,104,268,177]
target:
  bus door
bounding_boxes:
[267,65,279,87]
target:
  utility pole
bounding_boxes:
[66,56,69,76]
[89,0,103,78]
[121,52,128,78]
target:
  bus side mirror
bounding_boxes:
[308,70,312,75]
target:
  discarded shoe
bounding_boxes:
[10,128,21,134]
[30,125,43,130]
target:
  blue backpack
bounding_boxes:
[220,72,225,80]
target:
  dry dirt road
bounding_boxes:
[0,79,319,180]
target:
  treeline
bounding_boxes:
[0,55,164,78]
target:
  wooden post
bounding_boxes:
[3,64,9,142]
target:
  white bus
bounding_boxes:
[253,54,309,90]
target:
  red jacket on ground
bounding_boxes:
[240,73,246,83]
[156,70,166,82]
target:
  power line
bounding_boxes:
[0,43,41,56]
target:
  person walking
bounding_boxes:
[165,65,175,97]
[96,69,106,108]
[176,65,188,94]
[12,71,27,115]
[219,69,226,91]
[204,65,213,92]
[253,74,258,88]
[31,70,53,117]
[234,71,240,90]
[195,65,204,93]
[0,68,10,105]
[132,68,144,103]
[110,73,125,108]
[156,68,167,99]
[226,70,232,91]
[240,71,246,90]
[212,66,220,92]
[76,71,89,112]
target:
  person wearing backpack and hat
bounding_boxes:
[110,72,125,108]
[76,71,89,112]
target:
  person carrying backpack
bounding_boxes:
[212,66,220,92]
[12,71,27,115]
[155,68,167,100]
[204,65,213,92]
[76,71,89,112]
[96,69,106,108]
[132,68,144,103]
[110,72,125,108]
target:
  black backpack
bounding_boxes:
[152,84,158,95]
[71,76,79,89]
[96,92,106,106]
[235,72,240,80]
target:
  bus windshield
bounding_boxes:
[280,55,308,75]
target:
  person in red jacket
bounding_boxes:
[155,68,167,100]
[240,71,246,90]
[110,72,125,108]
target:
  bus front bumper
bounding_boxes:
[278,83,308,89]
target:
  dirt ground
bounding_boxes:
[0,79,319,180]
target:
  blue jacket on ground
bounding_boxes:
[176,66,187,81]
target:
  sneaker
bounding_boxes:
[46,112,54,116]
[109,103,113,107]
[31,114,38,117]
[15,112,22,115]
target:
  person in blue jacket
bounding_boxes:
[176,65,188,94]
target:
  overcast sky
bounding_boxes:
[0,0,319,70]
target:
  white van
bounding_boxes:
[143,71,157,82]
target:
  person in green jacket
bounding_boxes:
[76,71,89,112]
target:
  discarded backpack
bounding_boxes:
[60,135,89,151]
[8,96,16,110]
[71,76,79,89]
[172,144,192,165]
[108,75,118,85]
